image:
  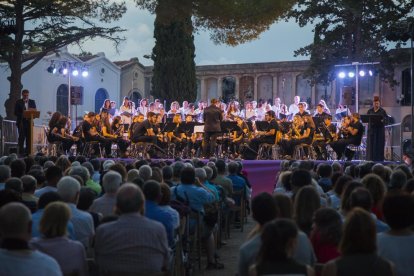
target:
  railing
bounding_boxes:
[0,119,47,156]
[385,123,402,162]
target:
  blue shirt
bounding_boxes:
[0,183,5,190]
[227,174,246,192]
[171,184,215,213]
[31,209,76,240]
[204,181,220,201]
[145,200,175,247]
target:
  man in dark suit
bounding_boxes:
[14,89,36,155]
[203,98,223,157]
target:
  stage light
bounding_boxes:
[82,68,89,77]
[72,69,79,76]
[338,72,346,78]
[62,68,68,75]
[368,70,373,76]
[348,71,355,78]
[359,70,366,77]
[52,67,57,74]
[47,65,55,74]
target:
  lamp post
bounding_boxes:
[335,61,380,113]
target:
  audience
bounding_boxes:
[89,170,121,217]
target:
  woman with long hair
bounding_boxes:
[293,186,321,236]
[249,219,315,276]
[50,116,79,154]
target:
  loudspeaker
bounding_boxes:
[342,86,355,106]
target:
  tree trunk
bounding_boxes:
[4,66,23,120]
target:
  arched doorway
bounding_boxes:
[56,84,68,116]
[222,77,236,103]
[129,91,142,108]
[95,88,109,113]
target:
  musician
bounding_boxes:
[367,96,388,161]
[243,101,257,121]
[295,102,309,117]
[186,103,197,116]
[330,113,364,160]
[319,99,331,115]
[230,116,249,156]
[280,115,313,157]
[131,111,158,145]
[180,101,189,114]
[247,110,279,155]
[101,114,130,157]
[226,101,240,121]
[82,112,112,157]
[167,101,180,117]
[202,98,223,158]
[288,95,300,117]
[137,98,148,117]
[14,89,37,155]
[256,101,266,121]
[100,99,111,114]
[272,97,282,118]
[120,96,134,126]
[312,115,336,160]
[109,101,117,116]
[129,114,145,140]
[51,116,79,154]
[313,103,329,118]
[169,114,187,151]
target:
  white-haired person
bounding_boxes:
[89,171,122,217]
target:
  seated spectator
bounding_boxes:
[0,202,61,275]
[89,170,122,217]
[10,159,26,178]
[35,166,63,198]
[69,165,101,195]
[89,158,101,183]
[82,161,102,195]
[317,163,333,192]
[0,165,11,190]
[310,208,342,263]
[77,187,101,228]
[31,191,75,239]
[159,183,180,230]
[294,186,321,236]
[30,202,87,276]
[349,187,390,233]
[162,165,174,187]
[55,155,71,173]
[5,177,23,194]
[21,175,38,213]
[28,169,46,189]
[389,170,407,191]
[57,176,94,248]
[377,193,414,276]
[212,159,233,198]
[273,171,293,197]
[127,169,140,183]
[94,183,169,274]
[361,173,387,220]
[139,165,153,181]
[249,219,315,276]
[328,175,352,210]
[322,208,394,276]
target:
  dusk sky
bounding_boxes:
[69,2,315,66]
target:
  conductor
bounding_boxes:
[202,98,223,158]
[366,96,388,161]
[14,89,36,155]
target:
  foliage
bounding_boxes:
[286,0,414,85]
[136,0,296,101]
[0,0,126,119]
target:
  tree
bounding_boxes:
[286,0,414,85]
[0,0,126,119]
[136,0,296,102]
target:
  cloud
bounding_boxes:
[197,57,237,65]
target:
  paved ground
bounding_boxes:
[195,217,255,276]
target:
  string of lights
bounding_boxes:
[46,60,89,77]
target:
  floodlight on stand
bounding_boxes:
[368,70,373,76]
[63,68,68,75]
[47,64,55,74]
[359,70,366,77]
[348,71,355,78]
[338,72,346,79]
[81,67,89,77]
[72,69,79,76]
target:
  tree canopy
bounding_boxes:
[286,0,414,85]
[0,0,126,119]
[136,0,296,102]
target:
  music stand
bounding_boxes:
[23,110,40,155]
[255,121,270,131]
[360,114,383,125]
[221,121,238,133]
[194,125,205,133]
[162,122,176,133]
[120,111,132,117]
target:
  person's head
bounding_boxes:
[38,191,62,209]
[265,110,275,122]
[0,202,32,241]
[147,112,157,124]
[361,173,386,207]
[21,89,29,101]
[382,193,414,230]
[389,169,407,191]
[57,176,81,204]
[273,193,293,218]
[162,166,173,181]
[194,168,207,183]
[317,163,333,178]
[77,187,96,211]
[68,166,90,184]
[159,183,172,206]
[143,180,162,202]
[0,165,11,183]
[258,219,298,263]
[294,96,300,104]
[10,159,26,178]
[5,177,23,193]
[138,165,152,181]
[55,156,71,173]
[127,169,139,183]
[180,167,195,185]
[21,175,37,194]
[291,169,312,193]
[39,201,71,238]
[341,181,363,213]
[227,161,239,175]
[252,193,277,226]
[316,104,323,113]
[339,208,376,255]
[293,186,321,233]
[116,183,144,215]
[81,162,94,180]
[312,207,342,245]
[173,113,182,124]
[373,96,380,109]
[45,165,63,187]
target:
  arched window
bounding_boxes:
[56,84,68,116]
[95,88,109,113]
[130,91,142,108]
